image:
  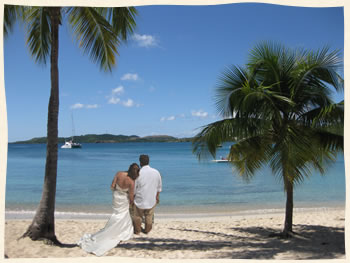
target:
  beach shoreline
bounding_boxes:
[4,206,345,259]
[5,202,345,219]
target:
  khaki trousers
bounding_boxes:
[132,204,156,234]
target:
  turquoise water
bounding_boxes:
[5,142,345,215]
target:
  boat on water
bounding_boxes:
[61,140,82,149]
[212,156,229,163]
[61,113,82,149]
[212,159,229,163]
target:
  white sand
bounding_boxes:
[4,207,345,259]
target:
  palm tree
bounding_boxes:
[193,42,343,237]
[4,5,137,244]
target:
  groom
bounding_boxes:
[132,154,162,234]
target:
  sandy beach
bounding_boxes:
[4,207,345,259]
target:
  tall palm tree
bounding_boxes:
[4,5,137,244]
[193,42,343,237]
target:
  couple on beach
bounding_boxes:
[77,154,162,256]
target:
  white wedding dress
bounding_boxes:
[77,185,134,256]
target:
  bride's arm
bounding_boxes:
[110,173,118,190]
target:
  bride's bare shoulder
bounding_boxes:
[116,171,127,177]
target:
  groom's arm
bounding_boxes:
[156,172,162,204]
[128,180,135,204]
[156,192,160,204]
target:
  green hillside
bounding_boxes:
[12,134,193,144]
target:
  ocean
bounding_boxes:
[5,142,345,219]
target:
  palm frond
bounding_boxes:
[269,126,315,187]
[192,117,272,160]
[107,7,137,41]
[248,41,294,92]
[228,136,273,181]
[215,64,294,127]
[94,7,138,41]
[215,65,249,117]
[24,7,52,64]
[301,101,343,129]
[68,7,120,72]
[4,5,25,37]
[293,47,343,95]
[269,122,339,189]
[192,119,237,160]
[314,129,343,152]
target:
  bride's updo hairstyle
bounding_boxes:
[127,163,140,180]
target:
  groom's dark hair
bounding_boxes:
[139,154,149,166]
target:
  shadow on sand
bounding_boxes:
[119,224,344,259]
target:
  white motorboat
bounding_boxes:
[61,140,82,149]
[212,157,229,163]
[212,159,229,163]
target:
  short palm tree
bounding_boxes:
[4,5,137,244]
[193,42,344,237]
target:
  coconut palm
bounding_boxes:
[4,5,137,244]
[193,42,343,237]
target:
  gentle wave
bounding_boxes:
[5,210,111,219]
[5,206,342,220]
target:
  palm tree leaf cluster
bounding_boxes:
[69,7,118,71]
[193,42,343,235]
[5,5,137,70]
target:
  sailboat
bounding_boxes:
[61,113,82,149]
[61,140,82,149]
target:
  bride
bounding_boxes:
[78,163,140,256]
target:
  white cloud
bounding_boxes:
[108,86,123,104]
[108,97,121,104]
[112,86,124,95]
[71,103,84,109]
[160,116,176,122]
[107,86,140,108]
[122,99,135,107]
[121,73,139,81]
[86,104,98,109]
[191,110,208,118]
[71,103,99,109]
[160,113,187,122]
[132,33,157,47]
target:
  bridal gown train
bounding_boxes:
[77,185,134,256]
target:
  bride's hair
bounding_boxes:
[127,163,140,180]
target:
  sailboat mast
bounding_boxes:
[71,112,76,141]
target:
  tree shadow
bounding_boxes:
[119,237,234,251]
[119,224,344,259]
[30,237,78,248]
[58,243,78,248]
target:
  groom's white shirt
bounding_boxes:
[134,165,162,209]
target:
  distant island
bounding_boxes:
[11,134,194,144]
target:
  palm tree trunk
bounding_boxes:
[22,7,61,244]
[283,177,294,236]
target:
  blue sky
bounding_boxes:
[4,3,344,142]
